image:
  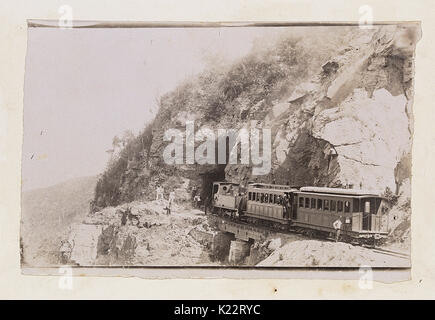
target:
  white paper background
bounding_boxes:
[0,0,434,299]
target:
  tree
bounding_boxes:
[121,130,135,147]
[112,135,121,149]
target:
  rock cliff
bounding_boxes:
[93,24,420,213]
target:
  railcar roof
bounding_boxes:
[298,186,382,197]
[248,185,298,193]
[213,181,240,185]
[296,192,382,199]
[248,182,297,189]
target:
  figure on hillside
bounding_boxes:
[164,199,172,215]
[163,191,175,215]
[169,191,176,204]
[191,185,197,202]
[193,194,201,208]
[156,185,164,201]
[121,210,128,226]
[204,195,211,215]
[59,240,73,264]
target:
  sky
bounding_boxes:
[22,26,284,191]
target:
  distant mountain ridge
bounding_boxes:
[21,175,98,266]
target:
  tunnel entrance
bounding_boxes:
[196,132,243,211]
[199,164,226,208]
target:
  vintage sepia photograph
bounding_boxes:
[21,21,420,271]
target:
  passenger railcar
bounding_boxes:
[243,183,298,230]
[293,187,388,242]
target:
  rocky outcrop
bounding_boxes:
[225,25,418,193]
[65,199,216,266]
[257,239,410,267]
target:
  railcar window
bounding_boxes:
[344,201,350,213]
[248,192,251,201]
[324,199,329,211]
[331,200,336,212]
[317,199,323,210]
[260,193,264,203]
[299,197,304,208]
[353,198,360,212]
[337,200,343,212]
[364,200,370,213]
[270,194,274,204]
[375,198,381,214]
[305,197,310,208]
[311,198,316,209]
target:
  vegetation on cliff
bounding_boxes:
[92,28,358,209]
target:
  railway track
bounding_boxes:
[209,214,410,261]
[368,247,410,260]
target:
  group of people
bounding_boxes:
[155,184,176,215]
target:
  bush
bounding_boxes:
[383,187,399,207]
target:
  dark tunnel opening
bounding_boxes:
[198,136,231,208]
[199,164,227,209]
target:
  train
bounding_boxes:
[211,181,389,244]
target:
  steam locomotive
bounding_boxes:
[211,181,389,243]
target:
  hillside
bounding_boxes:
[21,175,98,266]
[91,24,419,247]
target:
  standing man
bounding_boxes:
[167,191,176,214]
[194,194,201,209]
[59,240,73,264]
[283,193,291,219]
[165,201,171,215]
[191,185,197,204]
[169,191,176,204]
[197,194,202,208]
[333,216,343,242]
[204,195,211,215]
[156,185,164,202]
[237,192,246,218]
